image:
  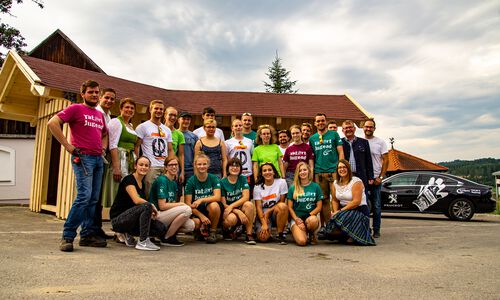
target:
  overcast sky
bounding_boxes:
[4,0,500,162]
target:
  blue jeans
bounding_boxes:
[63,154,104,240]
[368,184,382,232]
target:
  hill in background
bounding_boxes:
[439,158,500,188]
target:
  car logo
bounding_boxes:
[389,193,398,203]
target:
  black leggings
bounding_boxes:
[111,203,166,241]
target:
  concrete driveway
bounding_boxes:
[0,207,499,299]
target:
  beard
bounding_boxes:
[84,98,98,107]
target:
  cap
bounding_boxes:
[179,111,192,118]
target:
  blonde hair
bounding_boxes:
[255,124,277,145]
[203,119,217,127]
[292,162,313,200]
[193,152,211,176]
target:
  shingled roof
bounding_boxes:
[387,148,448,174]
[21,55,371,121]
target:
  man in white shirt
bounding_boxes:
[193,106,225,141]
[94,88,116,239]
[364,119,388,238]
[135,100,174,194]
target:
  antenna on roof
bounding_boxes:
[389,137,395,149]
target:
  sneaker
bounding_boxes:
[277,233,287,245]
[60,239,74,252]
[123,233,137,247]
[234,225,244,237]
[79,235,107,247]
[135,238,160,251]
[206,230,217,244]
[201,225,210,237]
[373,231,381,238]
[317,226,327,240]
[160,235,185,247]
[244,234,256,245]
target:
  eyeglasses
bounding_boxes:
[242,112,252,116]
[319,135,323,144]
[167,163,178,167]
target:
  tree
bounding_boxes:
[0,0,43,65]
[263,51,298,93]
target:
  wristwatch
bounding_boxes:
[379,175,384,180]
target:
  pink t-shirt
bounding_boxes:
[57,104,107,155]
[283,142,314,173]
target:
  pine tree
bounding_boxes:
[263,51,298,93]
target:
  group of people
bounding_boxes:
[50,80,388,252]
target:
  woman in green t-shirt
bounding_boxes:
[252,124,285,182]
[185,153,222,244]
[150,156,195,247]
[220,157,256,245]
[287,162,323,246]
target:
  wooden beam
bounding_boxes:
[31,84,50,97]
[0,64,19,103]
[0,103,37,117]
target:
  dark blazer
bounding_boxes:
[342,136,374,187]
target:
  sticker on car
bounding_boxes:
[413,177,449,211]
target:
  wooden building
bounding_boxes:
[0,30,372,219]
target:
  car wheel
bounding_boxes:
[448,198,475,221]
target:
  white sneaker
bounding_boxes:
[135,238,160,251]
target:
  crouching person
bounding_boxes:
[110,156,167,251]
[220,157,256,244]
[288,162,323,246]
[185,153,222,244]
[149,156,195,247]
[253,163,289,245]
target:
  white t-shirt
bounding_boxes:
[193,126,225,141]
[96,105,111,125]
[135,120,173,167]
[334,177,367,207]
[225,137,254,177]
[366,136,388,177]
[253,178,288,213]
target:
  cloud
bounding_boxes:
[3,0,500,162]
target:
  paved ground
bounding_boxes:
[0,206,499,299]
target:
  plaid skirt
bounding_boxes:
[325,206,376,246]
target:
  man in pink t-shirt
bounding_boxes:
[48,80,109,252]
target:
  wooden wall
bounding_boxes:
[29,97,75,219]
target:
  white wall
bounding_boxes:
[0,138,35,200]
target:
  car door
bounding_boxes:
[382,173,419,211]
[412,174,452,212]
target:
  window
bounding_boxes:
[389,173,418,186]
[0,146,15,185]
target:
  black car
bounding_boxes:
[381,171,496,221]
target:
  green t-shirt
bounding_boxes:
[287,182,324,219]
[309,130,343,174]
[220,175,250,205]
[149,175,178,209]
[252,144,283,177]
[171,129,186,154]
[185,173,221,201]
[243,130,257,141]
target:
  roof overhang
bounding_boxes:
[0,51,50,125]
